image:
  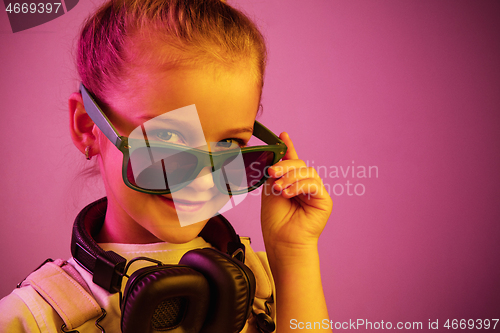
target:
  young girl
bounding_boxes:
[0,0,333,332]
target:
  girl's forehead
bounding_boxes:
[105,65,260,135]
[130,103,255,149]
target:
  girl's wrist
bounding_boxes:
[264,240,320,269]
[265,245,324,296]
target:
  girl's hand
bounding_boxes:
[261,132,333,260]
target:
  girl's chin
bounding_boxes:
[151,220,209,244]
[156,194,227,228]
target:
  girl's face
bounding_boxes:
[93,64,261,244]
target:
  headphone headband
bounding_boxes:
[70,197,246,293]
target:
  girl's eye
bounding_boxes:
[215,138,245,150]
[154,130,186,145]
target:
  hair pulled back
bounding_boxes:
[77,0,267,103]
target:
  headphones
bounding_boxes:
[71,198,256,333]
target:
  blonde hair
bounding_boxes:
[77,0,267,103]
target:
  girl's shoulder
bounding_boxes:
[0,259,103,333]
[0,285,50,333]
[0,240,275,333]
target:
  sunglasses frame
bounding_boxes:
[80,83,287,195]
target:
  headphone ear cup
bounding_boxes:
[121,265,210,333]
[179,248,256,333]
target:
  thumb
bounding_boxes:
[279,132,299,160]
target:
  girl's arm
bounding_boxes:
[261,133,333,332]
[266,242,330,332]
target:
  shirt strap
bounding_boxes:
[21,259,102,330]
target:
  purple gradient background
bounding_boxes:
[1,0,499,329]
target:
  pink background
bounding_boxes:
[1,0,499,329]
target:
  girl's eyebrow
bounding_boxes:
[137,113,254,137]
[223,126,254,136]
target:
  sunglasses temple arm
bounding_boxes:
[253,121,285,146]
[80,83,126,150]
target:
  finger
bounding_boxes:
[268,159,307,178]
[279,132,299,160]
[273,166,319,192]
[280,178,329,201]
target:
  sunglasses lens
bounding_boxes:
[127,146,198,192]
[126,145,276,194]
[220,150,275,193]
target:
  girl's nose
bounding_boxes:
[187,166,215,192]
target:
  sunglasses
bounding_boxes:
[80,83,287,195]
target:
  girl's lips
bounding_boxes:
[159,196,207,212]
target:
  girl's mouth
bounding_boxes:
[159,196,208,212]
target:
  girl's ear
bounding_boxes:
[68,92,100,158]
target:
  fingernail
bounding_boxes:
[274,179,283,187]
[270,166,281,176]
